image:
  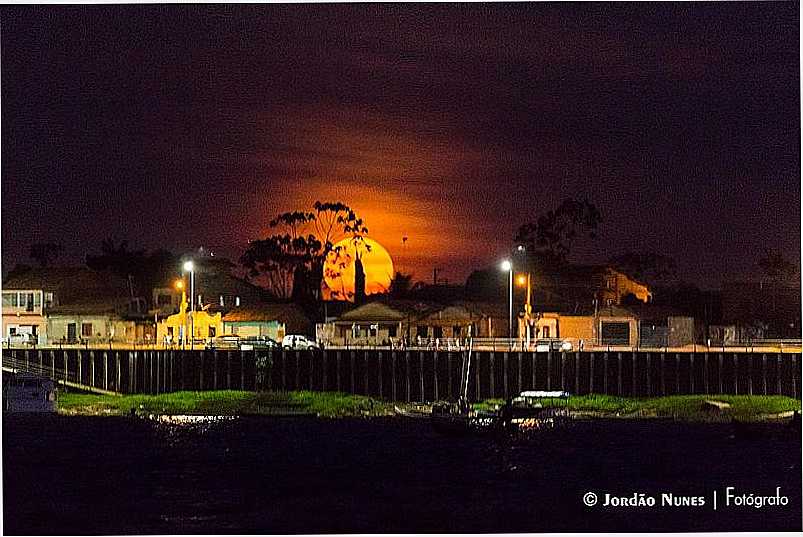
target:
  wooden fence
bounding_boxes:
[2,348,800,401]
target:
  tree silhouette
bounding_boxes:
[515,198,602,269]
[86,239,177,302]
[241,201,368,301]
[29,243,63,268]
[388,271,414,298]
[758,249,799,283]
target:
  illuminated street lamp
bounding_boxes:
[174,279,186,348]
[183,260,195,350]
[500,259,513,348]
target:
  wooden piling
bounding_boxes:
[379,351,384,398]
[489,353,496,398]
[392,351,398,401]
[419,352,425,401]
[776,354,782,395]
[281,350,287,390]
[350,351,356,393]
[431,352,436,401]
[405,351,411,402]
[475,351,481,400]
[689,354,695,394]
[336,351,342,391]
[503,352,509,398]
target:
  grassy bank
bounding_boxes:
[58,391,800,421]
[59,390,394,418]
[475,394,801,421]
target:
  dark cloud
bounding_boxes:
[2,3,799,288]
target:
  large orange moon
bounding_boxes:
[323,238,394,301]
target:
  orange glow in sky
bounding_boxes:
[323,237,394,300]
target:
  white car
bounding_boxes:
[3,333,34,347]
[282,335,319,350]
[535,339,573,352]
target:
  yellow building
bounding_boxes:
[156,290,222,346]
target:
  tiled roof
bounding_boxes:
[222,302,310,333]
[3,267,130,306]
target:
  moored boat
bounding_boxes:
[2,373,57,413]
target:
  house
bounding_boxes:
[222,303,312,340]
[2,267,144,345]
[156,292,223,346]
[319,300,508,347]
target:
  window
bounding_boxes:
[25,293,34,312]
[388,325,398,338]
[209,326,216,337]
[433,326,443,339]
[44,292,54,308]
[369,324,378,337]
[33,293,41,307]
[167,327,174,336]
[452,325,462,337]
[81,323,93,337]
[543,326,550,338]
[416,326,428,338]
[2,293,17,308]
[18,294,28,309]
[9,327,17,335]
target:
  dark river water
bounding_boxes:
[3,415,801,534]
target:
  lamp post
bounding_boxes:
[183,260,195,350]
[175,279,185,349]
[500,259,513,350]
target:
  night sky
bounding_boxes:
[1,3,799,289]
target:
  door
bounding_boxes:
[601,322,630,345]
[67,323,77,342]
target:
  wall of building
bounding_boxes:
[157,310,223,344]
[668,316,695,347]
[2,314,48,345]
[223,321,284,340]
[557,315,594,342]
[47,315,129,344]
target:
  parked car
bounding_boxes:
[239,336,280,351]
[2,333,34,347]
[282,335,319,350]
[535,339,573,352]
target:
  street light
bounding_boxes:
[500,259,513,349]
[183,260,195,350]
